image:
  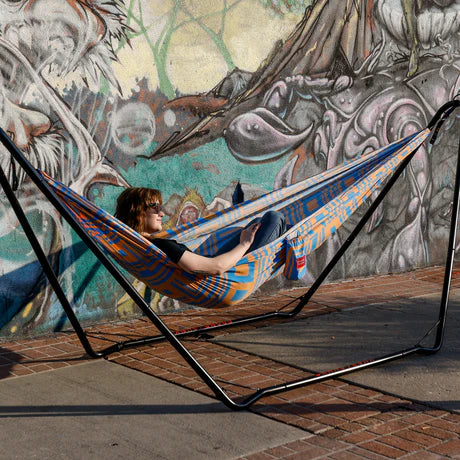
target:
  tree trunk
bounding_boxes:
[150,0,376,160]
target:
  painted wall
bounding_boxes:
[0,0,459,338]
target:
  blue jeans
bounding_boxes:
[214,211,286,255]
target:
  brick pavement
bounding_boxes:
[1,265,459,459]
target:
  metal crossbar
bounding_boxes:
[0,99,458,409]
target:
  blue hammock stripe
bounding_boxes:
[39,128,429,308]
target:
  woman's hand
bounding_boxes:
[178,223,261,276]
[239,223,260,248]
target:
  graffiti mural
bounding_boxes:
[0,0,130,335]
[0,0,459,337]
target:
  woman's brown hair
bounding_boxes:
[115,187,162,233]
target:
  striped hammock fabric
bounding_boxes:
[40,128,430,308]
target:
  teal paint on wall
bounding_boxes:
[98,137,286,208]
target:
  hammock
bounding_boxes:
[0,99,458,410]
[38,128,430,308]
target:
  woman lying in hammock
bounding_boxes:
[115,187,286,276]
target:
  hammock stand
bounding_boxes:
[0,99,458,410]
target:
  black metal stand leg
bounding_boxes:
[0,163,99,357]
[420,131,460,353]
[0,129,254,409]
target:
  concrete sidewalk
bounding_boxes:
[0,265,459,459]
[0,361,306,459]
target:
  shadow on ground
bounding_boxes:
[214,292,460,412]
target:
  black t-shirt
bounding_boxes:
[152,238,189,264]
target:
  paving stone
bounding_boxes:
[359,440,406,458]
[395,429,443,448]
[428,439,460,457]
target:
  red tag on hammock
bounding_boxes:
[296,255,306,269]
[284,235,307,280]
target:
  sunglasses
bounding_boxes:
[146,202,163,213]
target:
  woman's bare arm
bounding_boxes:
[177,223,260,275]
